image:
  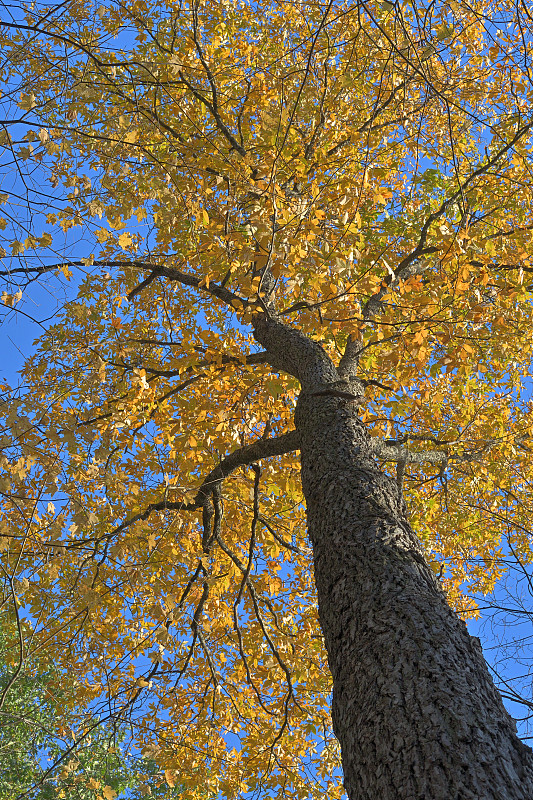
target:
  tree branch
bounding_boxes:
[194,430,301,506]
[252,312,338,387]
[5,259,253,310]
[370,436,492,466]
[338,116,533,376]
[97,430,301,547]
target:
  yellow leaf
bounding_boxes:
[95,227,110,243]
[165,769,176,788]
[18,92,37,110]
[118,232,133,248]
[10,240,24,255]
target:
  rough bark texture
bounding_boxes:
[253,311,533,800]
[296,392,533,799]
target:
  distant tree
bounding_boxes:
[0,618,179,799]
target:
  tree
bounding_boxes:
[1,0,533,797]
[0,614,173,799]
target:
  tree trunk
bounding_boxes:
[252,311,533,797]
[296,391,533,800]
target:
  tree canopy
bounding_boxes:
[1,0,533,796]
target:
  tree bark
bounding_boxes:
[253,311,533,799]
[296,390,533,800]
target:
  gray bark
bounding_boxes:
[253,311,533,800]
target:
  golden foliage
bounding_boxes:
[1,0,533,795]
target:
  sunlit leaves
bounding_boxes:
[2,0,533,794]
